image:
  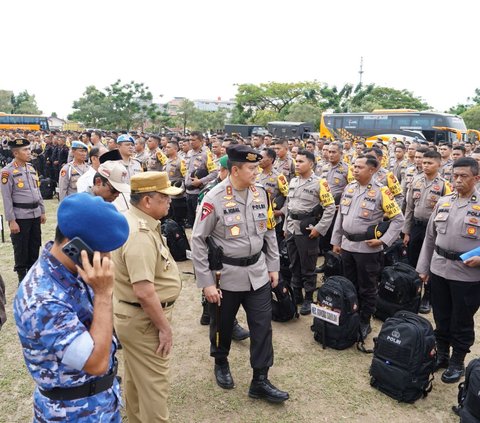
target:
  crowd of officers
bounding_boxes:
[3,126,480,419]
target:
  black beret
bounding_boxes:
[366,221,391,240]
[227,145,262,163]
[8,138,30,148]
[99,149,122,164]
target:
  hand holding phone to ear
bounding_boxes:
[77,251,115,297]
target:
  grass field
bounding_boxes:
[0,197,473,422]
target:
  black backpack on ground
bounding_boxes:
[271,282,298,322]
[161,219,190,262]
[454,358,480,422]
[383,238,409,266]
[369,310,436,403]
[311,276,360,350]
[278,239,292,283]
[39,177,55,200]
[375,262,422,321]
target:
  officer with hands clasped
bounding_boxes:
[13,193,129,422]
[417,157,480,384]
[331,155,404,339]
[191,145,289,403]
[284,149,336,315]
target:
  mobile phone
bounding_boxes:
[62,237,95,268]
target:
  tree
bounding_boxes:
[12,90,42,114]
[68,85,110,128]
[174,99,197,134]
[50,112,58,118]
[285,103,321,128]
[462,105,480,130]
[0,90,13,113]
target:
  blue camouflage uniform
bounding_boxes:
[14,241,121,422]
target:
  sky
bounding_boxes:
[2,0,478,119]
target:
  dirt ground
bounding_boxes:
[0,198,473,422]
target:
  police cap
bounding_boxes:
[8,138,30,149]
[227,145,262,163]
[71,140,88,150]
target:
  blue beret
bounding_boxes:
[71,140,88,150]
[116,134,134,143]
[58,193,129,252]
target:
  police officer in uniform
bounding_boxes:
[331,156,405,338]
[403,150,451,313]
[112,172,183,422]
[285,149,336,314]
[273,139,296,182]
[165,140,187,224]
[117,134,143,181]
[191,145,289,403]
[58,141,90,201]
[146,135,168,171]
[439,143,454,183]
[417,157,480,384]
[13,193,129,422]
[1,138,46,282]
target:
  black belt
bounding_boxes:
[344,232,369,242]
[290,212,313,221]
[221,251,262,267]
[435,245,464,261]
[120,299,176,308]
[39,359,118,401]
[413,218,428,227]
[13,202,39,209]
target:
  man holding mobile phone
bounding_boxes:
[13,193,129,422]
[112,171,183,423]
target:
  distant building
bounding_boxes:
[48,116,66,130]
[193,98,235,112]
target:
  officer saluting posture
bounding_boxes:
[284,149,336,314]
[1,138,46,283]
[417,157,480,384]
[331,155,404,339]
[191,145,289,403]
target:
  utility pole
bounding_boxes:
[358,57,364,86]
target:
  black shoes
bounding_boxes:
[232,320,250,341]
[360,322,372,340]
[300,300,312,316]
[200,303,210,326]
[214,363,234,389]
[419,296,431,314]
[248,375,289,403]
[441,362,465,383]
[434,353,449,372]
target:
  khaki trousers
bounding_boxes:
[114,305,173,423]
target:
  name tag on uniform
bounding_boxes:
[311,304,340,326]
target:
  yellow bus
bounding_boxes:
[0,113,50,131]
[320,110,467,144]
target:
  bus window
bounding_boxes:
[359,118,375,129]
[375,117,392,130]
[392,116,411,128]
[334,118,343,129]
[344,117,359,128]
[435,131,447,144]
[411,117,433,129]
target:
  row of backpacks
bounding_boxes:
[271,245,480,420]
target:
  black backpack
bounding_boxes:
[370,310,436,403]
[311,276,360,350]
[454,358,480,422]
[383,239,409,267]
[323,250,343,278]
[278,239,292,283]
[271,283,298,322]
[40,177,55,200]
[161,219,190,262]
[375,262,422,321]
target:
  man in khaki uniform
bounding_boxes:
[417,157,480,384]
[1,138,46,282]
[191,145,289,403]
[117,134,143,181]
[403,150,451,313]
[331,155,404,338]
[146,135,168,171]
[273,139,296,182]
[112,172,183,423]
[165,140,187,224]
[58,141,90,201]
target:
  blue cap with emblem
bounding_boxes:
[71,140,88,150]
[116,134,135,143]
[58,193,129,252]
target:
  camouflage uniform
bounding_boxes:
[13,242,121,422]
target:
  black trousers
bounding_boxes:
[11,218,42,274]
[430,273,480,355]
[319,210,337,254]
[186,193,199,226]
[286,234,318,295]
[341,249,383,320]
[407,223,426,268]
[209,283,273,369]
[168,197,187,224]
